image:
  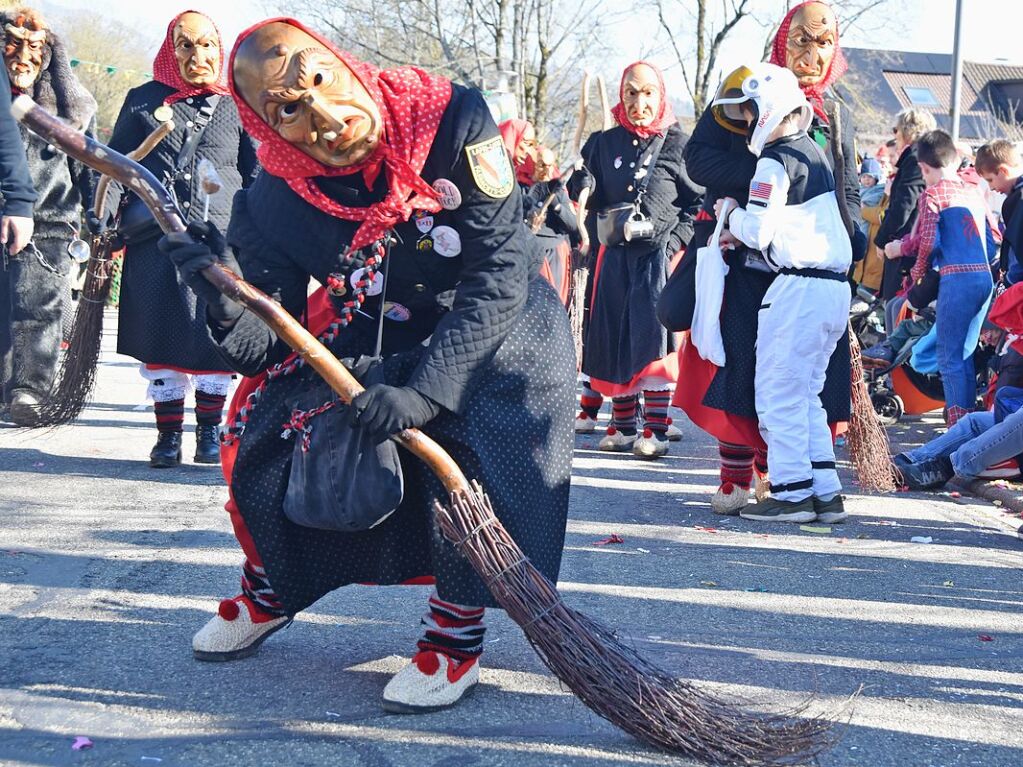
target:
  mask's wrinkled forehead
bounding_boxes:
[4,24,47,45]
[790,2,837,42]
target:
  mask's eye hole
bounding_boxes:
[281,102,299,117]
[313,72,324,87]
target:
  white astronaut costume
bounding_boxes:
[715,65,852,507]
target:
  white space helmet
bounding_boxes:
[711,63,812,157]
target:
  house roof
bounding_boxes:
[839,48,1023,140]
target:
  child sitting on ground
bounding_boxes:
[884,130,995,425]
[711,63,852,524]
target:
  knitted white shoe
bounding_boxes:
[711,483,750,515]
[382,652,480,714]
[597,427,637,452]
[574,413,598,433]
[192,596,292,662]
[665,420,683,442]
[633,430,669,459]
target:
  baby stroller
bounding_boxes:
[851,289,992,425]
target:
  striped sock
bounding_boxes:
[642,390,671,436]
[719,441,755,490]
[194,389,227,426]
[754,448,769,478]
[154,398,185,434]
[417,592,486,661]
[610,395,638,434]
[240,558,287,616]
[579,382,604,420]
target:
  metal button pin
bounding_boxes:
[629,162,635,168]
[413,283,426,292]
[182,201,190,208]
[183,173,191,181]
[627,185,634,192]
[186,98,193,104]
[186,120,194,128]
[632,139,639,146]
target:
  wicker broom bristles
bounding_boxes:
[846,327,900,492]
[435,482,836,765]
[31,236,116,426]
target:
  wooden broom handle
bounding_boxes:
[94,120,175,221]
[596,75,614,131]
[13,95,470,494]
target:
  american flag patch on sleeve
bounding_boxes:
[749,180,773,208]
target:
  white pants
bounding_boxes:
[139,365,232,403]
[755,274,848,502]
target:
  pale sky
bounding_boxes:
[44,0,1023,99]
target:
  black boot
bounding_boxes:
[150,431,183,468]
[194,424,221,464]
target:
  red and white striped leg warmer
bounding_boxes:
[417,591,485,662]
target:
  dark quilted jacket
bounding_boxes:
[104,81,258,229]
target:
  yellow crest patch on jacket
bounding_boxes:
[465,135,514,199]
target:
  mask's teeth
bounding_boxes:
[322,130,338,141]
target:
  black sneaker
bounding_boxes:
[892,453,915,471]
[900,455,954,490]
[194,424,222,464]
[813,495,848,524]
[740,496,816,523]
[150,431,183,468]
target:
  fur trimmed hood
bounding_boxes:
[1,12,97,130]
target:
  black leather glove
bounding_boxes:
[158,221,244,326]
[348,384,442,442]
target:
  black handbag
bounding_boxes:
[281,358,404,532]
[281,241,405,532]
[116,96,221,245]
[596,133,666,247]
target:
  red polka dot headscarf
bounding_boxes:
[769,1,848,123]
[611,61,676,139]
[152,10,230,105]
[229,17,454,251]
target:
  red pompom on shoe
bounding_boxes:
[606,426,618,436]
[413,651,441,676]
[720,482,734,494]
[643,428,653,439]
[218,598,241,621]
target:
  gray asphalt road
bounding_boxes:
[1,311,1022,767]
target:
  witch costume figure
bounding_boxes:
[0,7,95,425]
[662,0,860,514]
[499,118,579,305]
[578,61,702,460]
[158,18,575,714]
[96,10,258,467]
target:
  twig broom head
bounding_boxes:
[28,236,115,428]
[435,481,838,765]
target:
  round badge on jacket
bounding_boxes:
[431,225,462,258]
[433,178,462,210]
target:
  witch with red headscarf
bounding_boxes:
[659,1,861,516]
[575,61,702,460]
[157,18,575,714]
[94,10,258,468]
[499,118,580,304]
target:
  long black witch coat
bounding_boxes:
[106,81,258,371]
[212,85,576,613]
[580,123,702,385]
[661,104,858,423]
